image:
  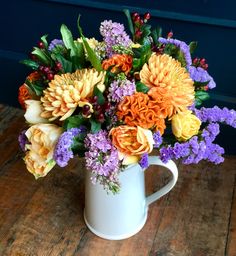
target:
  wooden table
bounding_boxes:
[0,104,235,256]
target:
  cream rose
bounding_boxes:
[171,110,201,141]
[110,125,154,164]
[24,100,48,124]
[24,124,62,179]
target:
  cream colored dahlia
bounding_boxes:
[140,54,194,118]
[41,68,106,121]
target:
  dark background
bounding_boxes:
[1,0,236,153]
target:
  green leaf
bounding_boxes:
[195,90,210,101]
[71,139,86,154]
[141,24,151,38]
[90,119,101,133]
[25,80,44,96]
[60,24,78,57]
[136,81,150,93]
[194,80,210,88]
[93,86,105,105]
[32,47,51,65]
[189,41,198,54]
[63,114,86,130]
[151,27,162,45]
[77,15,102,71]
[40,35,48,48]
[123,9,134,37]
[20,59,39,70]
[52,53,73,73]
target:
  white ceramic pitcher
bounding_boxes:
[84,155,178,240]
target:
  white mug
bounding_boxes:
[84,156,178,240]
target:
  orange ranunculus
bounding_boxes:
[110,125,154,157]
[102,54,132,75]
[116,92,166,135]
[27,71,41,82]
[18,84,31,109]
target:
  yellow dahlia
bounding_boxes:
[140,54,194,118]
[41,68,106,121]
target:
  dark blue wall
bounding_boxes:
[1,0,236,153]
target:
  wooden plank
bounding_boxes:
[149,158,236,256]
[226,163,236,256]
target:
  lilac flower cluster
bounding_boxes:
[100,20,132,57]
[48,39,64,51]
[194,106,236,128]
[189,66,216,89]
[158,37,192,69]
[18,130,28,152]
[160,123,224,165]
[53,127,86,167]
[84,130,120,180]
[107,79,136,103]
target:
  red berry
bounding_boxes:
[47,73,54,80]
[56,62,62,70]
[132,12,139,20]
[44,67,50,74]
[135,30,142,38]
[204,64,208,70]
[95,105,102,112]
[38,41,44,49]
[97,113,105,123]
[193,58,199,64]
[90,96,98,103]
[204,85,209,91]
[200,58,206,65]
[144,12,151,20]
[29,53,37,60]
[167,31,173,38]
[103,102,111,111]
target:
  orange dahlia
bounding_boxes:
[140,54,194,118]
[102,54,132,75]
[41,68,106,121]
[117,92,166,134]
[18,84,31,109]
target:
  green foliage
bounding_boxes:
[32,47,52,66]
[93,86,105,105]
[20,59,39,70]
[40,35,48,48]
[63,114,87,130]
[150,27,162,45]
[132,39,152,71]
[25,80,45,96]
[77,15,102,71]
[90,119,101,133]
[195,90,210,106]
[60,24,85,70]
[123,9,134,37]
[51,53,73,73]
[163,44,187,67]
[189,41,198,54]
[136,81,150,93]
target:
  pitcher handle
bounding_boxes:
[145,156,178,206]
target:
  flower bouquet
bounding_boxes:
[18,10,236,195]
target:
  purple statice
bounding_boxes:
[107,79,136,103]
[18,130,28,152]
[100,20,132,57]
[201,123,220,143]
[48,39,64,51]
[189,66,216,89]
[160,146,174,163]
[194,106,236,128]
[84,130,120,181]
[53,127,85,167]
[158,37,192,69]
[139,153,149,169]
[153,131,163,148]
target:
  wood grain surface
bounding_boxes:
[0,104,235,256]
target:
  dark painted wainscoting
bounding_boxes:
[1,0,236,153]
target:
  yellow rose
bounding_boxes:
[171,110,201,141]
[24,124,62,179]
[110,125,154,164]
